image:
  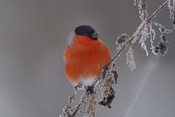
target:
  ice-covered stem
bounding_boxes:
[168,0,175,28]
[110,0,169,64]
[148,0,169,23]
[83,0,169,110]
[71,104,81,117]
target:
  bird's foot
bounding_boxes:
[85,85,95,94]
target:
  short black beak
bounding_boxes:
[91,31,99,40]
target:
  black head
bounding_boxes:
[75,25,99,40]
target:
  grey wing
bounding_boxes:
[66,31,75,48]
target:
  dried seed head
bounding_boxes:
[159,35,168,55]
[161,35,167,42]
[159,42,168,55]
[116,33,129,44]
[153,35,168,55]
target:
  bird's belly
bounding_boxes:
[80,76,96,86]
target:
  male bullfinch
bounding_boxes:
[63,25,111,87]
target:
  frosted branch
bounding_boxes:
[60,0,173,116]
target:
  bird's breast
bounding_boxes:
[64,38,111,86]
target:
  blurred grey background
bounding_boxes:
[0,0,174,117]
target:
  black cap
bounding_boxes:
[75,25,99,40]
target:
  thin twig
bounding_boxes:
[61,1,170,116]
[148,0,169,23]
[91,0,169,101]
[109,0,169,65]
[70,103,81,117]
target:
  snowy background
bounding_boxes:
[0,0,174,117]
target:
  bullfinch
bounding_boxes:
[63,25,111,87]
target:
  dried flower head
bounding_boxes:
[116,33,129,44]
[152,35,169,55]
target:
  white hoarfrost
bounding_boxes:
[127,46,136,71]
[139,22,149,56]
[149,22,156,50]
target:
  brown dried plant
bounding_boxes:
[60,0,174,117]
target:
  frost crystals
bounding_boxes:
[61,0,175,116]
[139,21,149,56]
[151,22,171,55]
[127,44,136,71]
[152,35,169,55]
[135,0,148,21]
[149,22,156,49]
[168,0,175,29]
[60,62,118,117]
[116,33,129,50]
